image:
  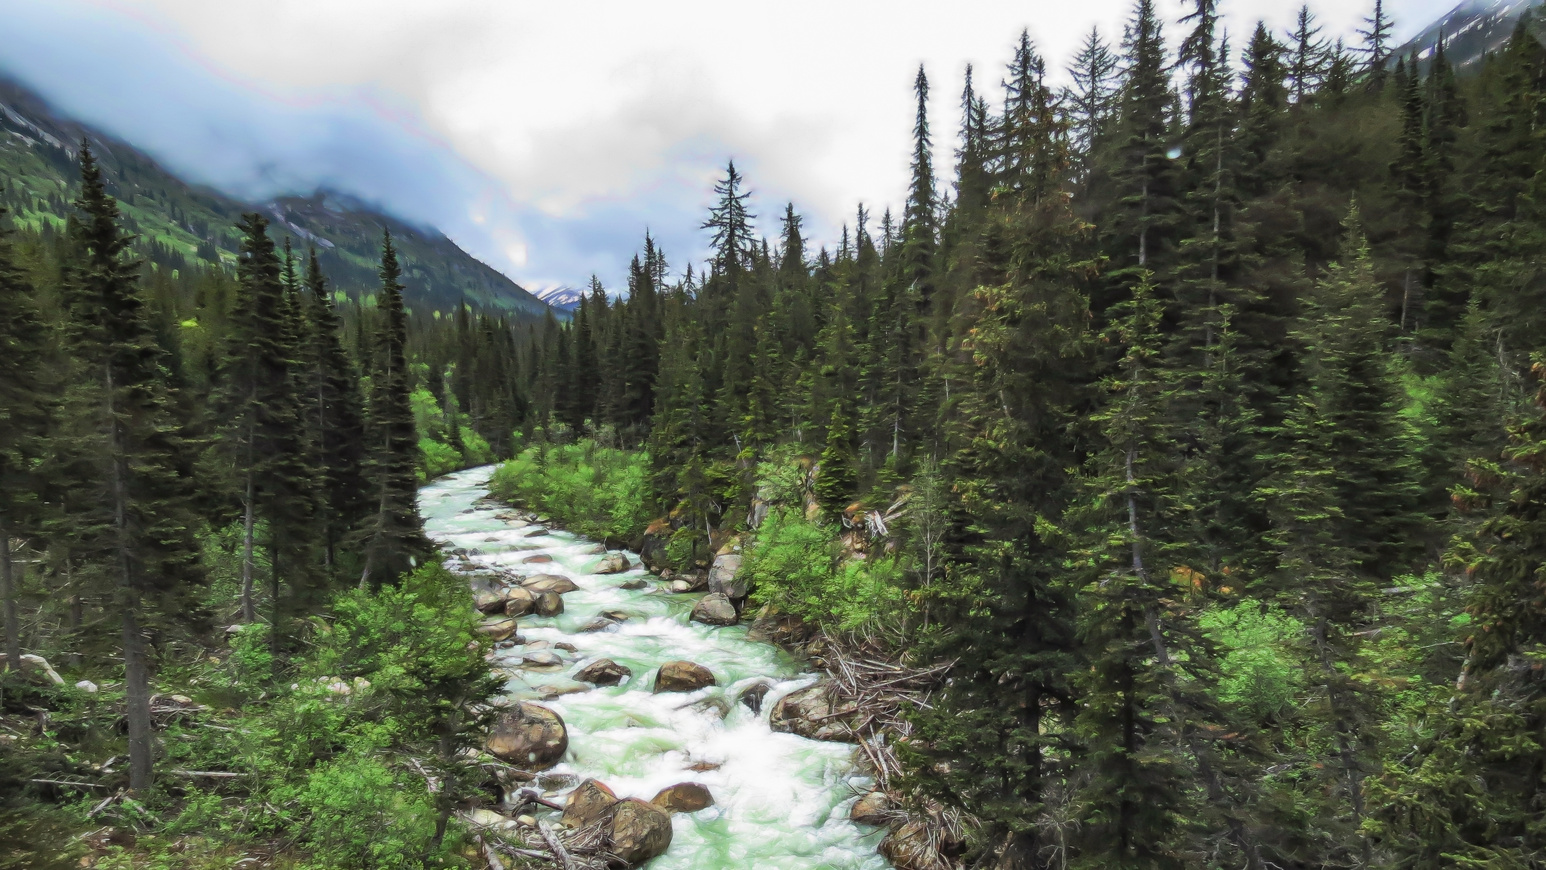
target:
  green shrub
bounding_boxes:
[488,439,652,543]
[291,753,448,869]
[743,507,905,631]
[1200,603,1306,721]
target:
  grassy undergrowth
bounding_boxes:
[488,439,652,544]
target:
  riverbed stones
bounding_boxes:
[486,702,568,769]
[880,820,947,870]
[737,681,772,713]
[707,554,746,599]
[533,591,564,617]
[522,651,565,670]
[600,609,633,622]
[770,682,856,742]
[561,778,617,828]
[651,782,714,813]
[502,587,536,617]
[522,574,579,594]
[608,798,673,865]
[850,790,892,826]
[618,578,648,590]
[522,554,553,564]
[578,617,619,633]
[477,617,519,643]
[594,553,631,574]
[575,658,631,686]
[690,593,738,626]
[653,660,715,693]
[668,579,693,593]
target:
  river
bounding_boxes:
[419,466,893,870]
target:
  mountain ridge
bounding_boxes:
[0,74,550,319]
[1396,0,1545,71]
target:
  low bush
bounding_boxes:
[488,439,652,543]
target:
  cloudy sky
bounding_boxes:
[0,0,1453,293]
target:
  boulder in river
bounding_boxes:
[770,682,857,742]
[477,617,520,643]
[523,554,553,564]
[651,782,714,813]
[522,651,565,670]
[690,593,739,626]
[600,609,634,622]
[608,798,673,865]
[575,658,631,686]
[502,587,536,617]
[618,578,648,590]
[561,778,618,829]
[522,574,579,594]
[594,553,631,574]
[471,581,506,614]
[880,820,950,870]
[707,554,747,599]
[486,702,568,769]
[653,660,715,693]
[668,579,694,594]
[850,790,893,826]
[578,617,619,633]
[533,591,565,617]
[737,681,772,713]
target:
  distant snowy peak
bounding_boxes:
[534,285,587,313]
[1397,0,1544,70]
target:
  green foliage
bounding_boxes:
[489,439,652,543]
[1200,603,1305,721]
[289,753,451,870]
[743,507,904,631]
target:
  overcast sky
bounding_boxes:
[0,0,1455,293]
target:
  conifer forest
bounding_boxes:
[4,1,1546,868]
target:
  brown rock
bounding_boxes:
[534,591,565,617]
[578,617,619,633]
[486,702,568,769]
[561,778,618,829]
[738,681,772,713]
[707,554,746,599]
[880,820,950,870]
[477,617,519,642]
[600,609,634,622]
[594,553,631,574]
[472,582,506,614]
[608,798,673,865]
[690,593,739,626]
[502,586,536,617]
[619,578,648,590]
[770,682,856,742]
[654,660,715,693]
[523,554,554,564]
[651,782,714,813]
[850,790,892,826]
[523,574,579,594]
[575,658,631,686]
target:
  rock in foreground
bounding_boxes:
[770,682,856,742]
[487,702,568,769]
[690,592,739,626]
[651,782,714,813]
[575,658,631,686]
[608,798,673,865]
[561,778,618,829]
[654,660,715,693]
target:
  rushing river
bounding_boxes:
[419,466,893,870]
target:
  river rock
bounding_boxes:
[745,606,814,646]
[523,528,548,538]
[502,586,536,617]
[619,578,648,590]
[525,640,553,651]
[608,798,673,865]
[464,808,518,832]
[477,617,520,642]
[561,778,618,828]
[654,660,715,693]
[575,658,631,686]
[770,682,856,742]
[594,553,631,574]
[738,681,772,713]
[690,593,739,626]
[850,790,892,826]
[880,820,948,870]
[534,591,565,617]
[471,581,506,614]
[0,654,64,686]
[487,702,568,769]
[668,579,694,593]
[578,617,619,633]
[600,609,633,622]
[523,554,553,564]
[707,554,746,599]
[651,782,714,813]
[577,543,607,555]
[522,651,565,670]
[523,574,579,594]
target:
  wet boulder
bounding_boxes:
[690,593,738,626]
[522,574,579,595]
[477,617,520,643]
[502,586,536,617]
[471,581,506,614]
[619,578,648,590]
[608,798,673,865]
[850,791,892,826]
[560,778,618,829]
[880,820,950,870]
[533,591,565,617]
[651,782,714,813]
[575,658,631,686]
[653,660,715,693]
[706,554,746,600]
[770,682,856,742]
[522,650,565,670]
[737,681,772,713]
[578,617,618,633]
[668,579,694,594]
[486,702,568,769]
[594,553,631,574]
[523,554,554,564]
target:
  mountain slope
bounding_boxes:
[1396,0,1545,72]
[532,285,587,313]
[0,75,549,318]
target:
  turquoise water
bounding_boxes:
[419,466,891,869]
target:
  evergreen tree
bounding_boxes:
[357,230,432,586]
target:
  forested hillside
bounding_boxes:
[0,76,549,318]
[507,2,1546,866]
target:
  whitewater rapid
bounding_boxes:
[419,466,892,869]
